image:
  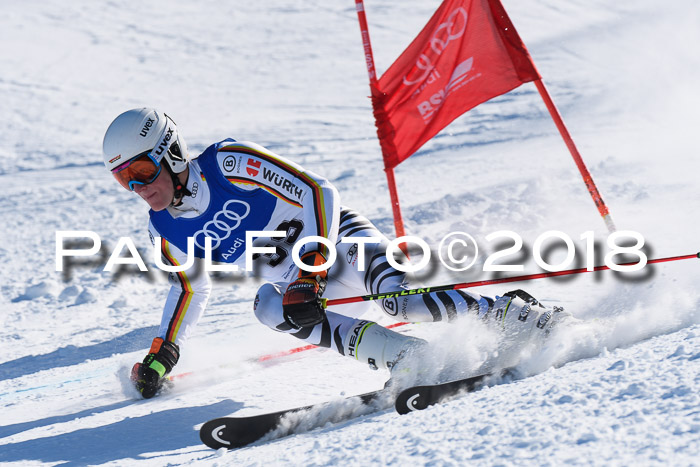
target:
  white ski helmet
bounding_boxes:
[102,108,189,174]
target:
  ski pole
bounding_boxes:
[256,321,409,362]
[322,252,700,308]
[213,252,698,371]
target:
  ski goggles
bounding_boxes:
[111,151,162,191]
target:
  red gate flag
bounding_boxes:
[373,0,541,169]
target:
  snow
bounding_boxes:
[2,0,700,465]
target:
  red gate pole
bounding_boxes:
[355,0,408,241]
[533,79,617,233]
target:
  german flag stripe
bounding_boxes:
[225,176,302,208]
[161,238,194,342]
[220,144,330,253]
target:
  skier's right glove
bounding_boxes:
[282,251,328,329]
[130,337,180,399]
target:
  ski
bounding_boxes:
[200,389,386,449]
[394,370,509,415]
[200,370,510,449]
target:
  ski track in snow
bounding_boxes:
[2,0,700,465]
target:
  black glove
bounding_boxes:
[130,337,180,399]
[282,251,328,329]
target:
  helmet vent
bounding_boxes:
[169,142,184,161]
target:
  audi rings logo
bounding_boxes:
[403,8,468,86]
[193,200,251,250]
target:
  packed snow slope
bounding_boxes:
[1,0,700,465]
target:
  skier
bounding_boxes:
[102,108,568,398]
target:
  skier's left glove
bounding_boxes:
[282,251,328,329]
[130,337,179,399]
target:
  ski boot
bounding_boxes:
[341,320,430,389]
[489,289,573,349]
[492,289,571,330]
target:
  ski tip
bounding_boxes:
[394,371,502,415]
[395,387,431,415]
[200,419,235,450]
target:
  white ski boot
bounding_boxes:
[342,320,426,371]
[484,289,573,368]
[491,289,573,336]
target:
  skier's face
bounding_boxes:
[133,168,173,211]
